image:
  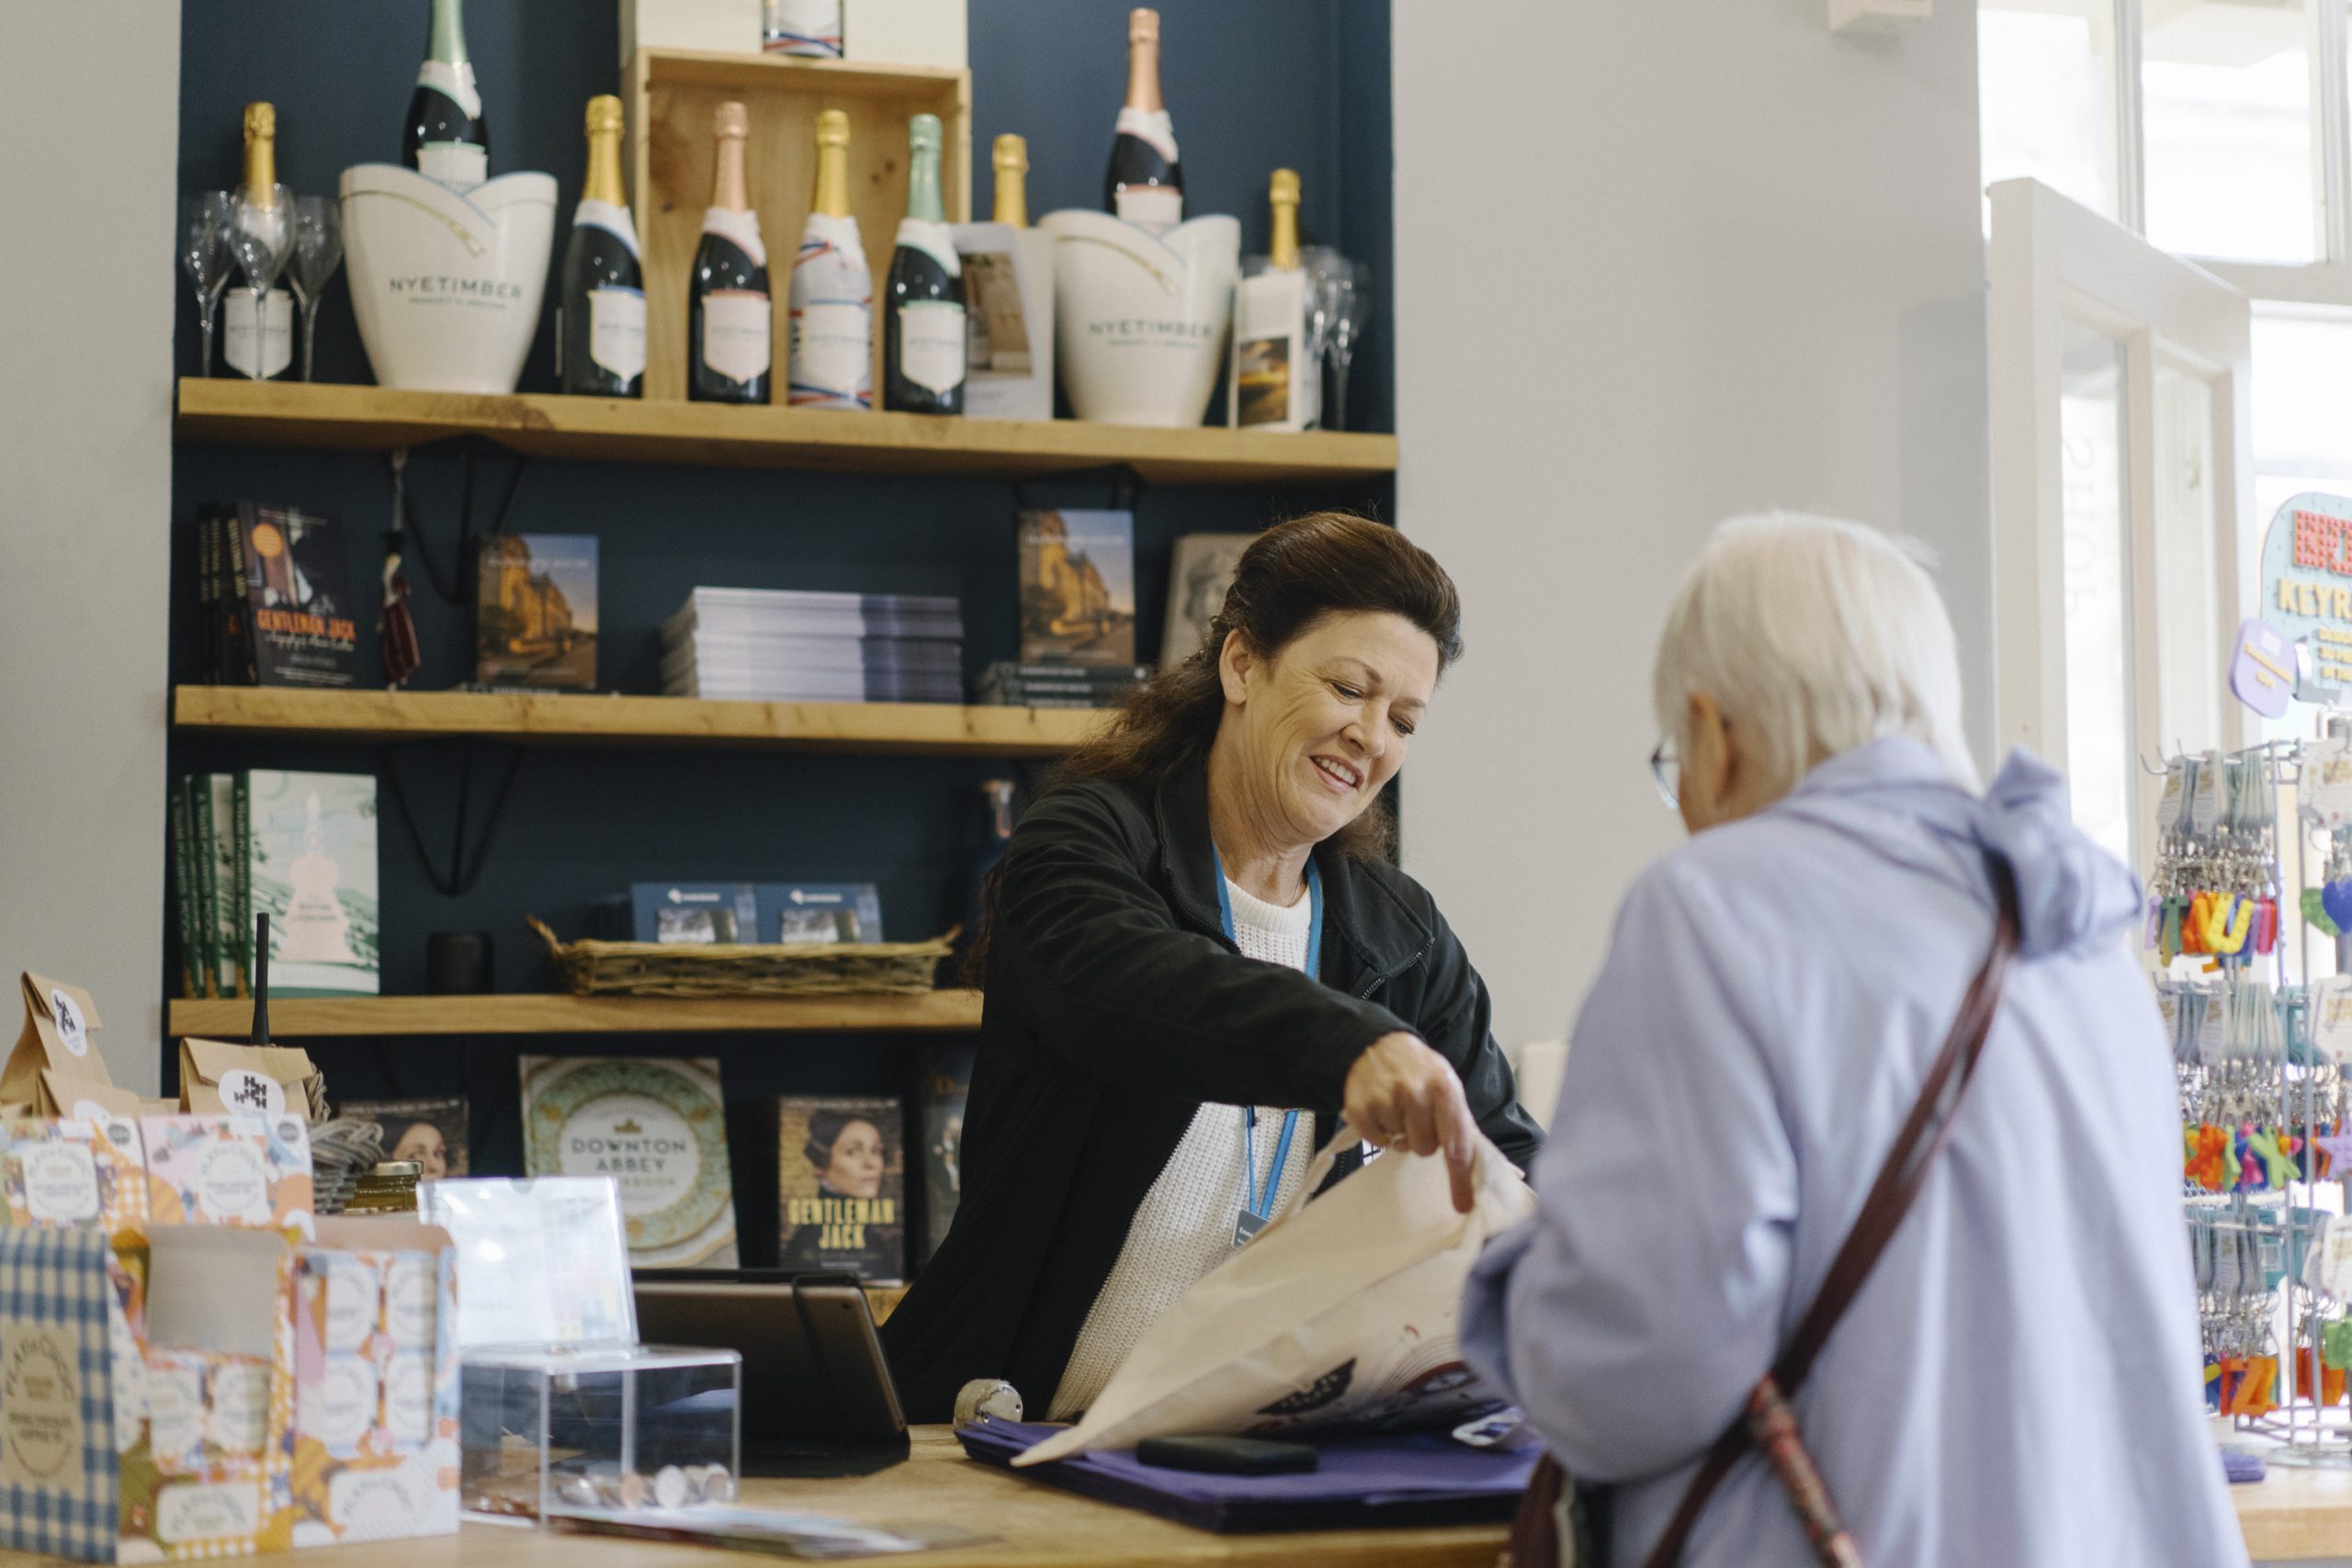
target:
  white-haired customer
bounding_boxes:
[1463,514,2244,1567]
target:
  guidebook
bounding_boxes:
[475,533,599,689]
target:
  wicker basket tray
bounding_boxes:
[529,917,954,998]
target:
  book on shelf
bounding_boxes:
[975,660,1148,708]
[1019,510,1136,667]
[340,1097,469,1179]
[775,1094,904,1284]
[664,587,967,705]
[475,533,599,690]
[1161,533,1255,667]
[664,588,965,642]
[167,779,201,999]
[206,774,245,998]
[757,883,884,944]
[243,770,379,997]
[170,769,368,999]
[918,1045,974,1266]
[631,882,761,944]
[520,1055,740,1269]
[198,502,362,688]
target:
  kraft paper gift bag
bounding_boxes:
[1017,1126,1534,1466]
[0,973,109,1110]
[179,1042,326,1122]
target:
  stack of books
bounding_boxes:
[662,589,965,704]
[976,661,1150,708]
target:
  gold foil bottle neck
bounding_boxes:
[585,94,625,137]
[1270,168,1299,207]
[993,134,1029,227]
[713,100,750,140]
[243,101,276,143]
[1129,7,1159,44]
[816,108,850,147]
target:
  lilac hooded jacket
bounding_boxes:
[1462,739,2245,1568]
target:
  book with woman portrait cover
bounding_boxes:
[341,1097,469,1179]
[775,1094,904,1284]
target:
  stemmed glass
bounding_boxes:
[226,182,294,380]
[179,193,237,377]
[286,197,344,383]
[1298,245,1343,430]
[1321,258,1371,433]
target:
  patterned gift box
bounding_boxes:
[285,1219,459,1549]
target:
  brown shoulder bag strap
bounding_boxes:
[1634,852,2021,1568]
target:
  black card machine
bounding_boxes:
[632,1269,909,1478]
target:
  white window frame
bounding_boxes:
[2022,0,2352,298]
[1987,177,2256,863]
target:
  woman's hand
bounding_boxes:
[1343,1032,1479,1213]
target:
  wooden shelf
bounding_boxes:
[174,380,1399,486]
[173,686,1110,758]
[166,989,983,1037]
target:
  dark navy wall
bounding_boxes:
[171,0,1393,1213]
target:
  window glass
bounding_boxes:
[1981,0,2124,222]
[2143,0,2317,262]
[2060,323,2136,864]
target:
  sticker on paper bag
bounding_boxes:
[0,1324,82,1488]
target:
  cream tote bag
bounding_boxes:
[1018,1125,1534,1467]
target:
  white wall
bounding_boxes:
[0,10,183,1087]
[1395,0,1992,1047]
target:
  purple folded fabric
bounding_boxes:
[956,1419,1541,1534]
[2221,1449,2267,1485]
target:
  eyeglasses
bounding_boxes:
[1649,736,1679,809]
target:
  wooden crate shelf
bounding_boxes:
[627,48,970,404]
[167,989,983,1038]
[172,686,1111,758]
[174,380,1400,485]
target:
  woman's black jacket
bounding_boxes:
[878,761,1544,1422]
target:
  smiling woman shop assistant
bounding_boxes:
[880,513,1544,1423]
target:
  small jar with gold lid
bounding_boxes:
[344,1160,422,1215]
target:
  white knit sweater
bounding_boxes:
[1048,875,1317,1419]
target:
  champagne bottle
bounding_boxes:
[223,102,293,380]
[1102,8,1181,233]
[1230,169,1317,431]
[884,113,966,416]
[689,101,773,405]
[763,0,843,57]
[557,96,645,398]
[403,0,489,190]
[993,134,1029,229]
[787,110,873,411]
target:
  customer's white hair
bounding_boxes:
[1652,512,1980,795]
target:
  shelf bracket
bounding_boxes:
[390,440,534,608]
[379,739,526,897]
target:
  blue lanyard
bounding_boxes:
[1213,851,1322,1223]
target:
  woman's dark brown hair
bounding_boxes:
[1058,511,1463,861]
[964,513,1461,981]
[804,1109,886,1173]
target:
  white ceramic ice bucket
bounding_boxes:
[339,164,558,394]
[1038,209,1238,427]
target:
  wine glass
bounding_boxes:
[1322,258,1371,433]
[179,192,237,377]
[1298,245,1343,430]
[286,196,344,383]
[227,183,294,380]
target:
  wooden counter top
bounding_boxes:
[0,1427,2334,1565]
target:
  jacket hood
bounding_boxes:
[1768,739,2142,958]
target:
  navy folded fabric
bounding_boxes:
[956,1419,1540,1534]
